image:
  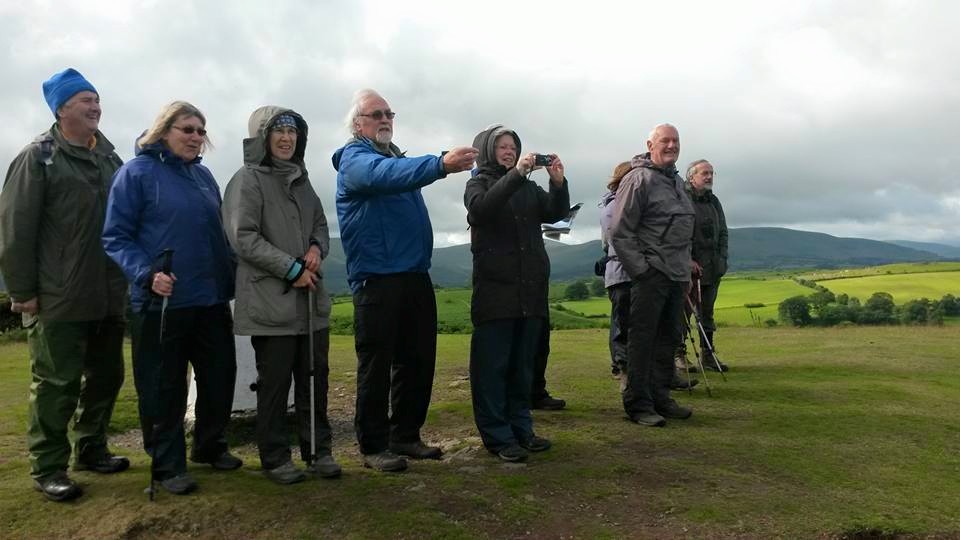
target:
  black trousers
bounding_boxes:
[251,330,331,470]
[607,283,631,375]
[472,317,542,451]
[530,320,551,401]
[623,270,687,415]
[352,273,437,455]
[129,303,237,480]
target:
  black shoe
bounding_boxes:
[669,376,699,390]
[306,455,342,478]
[656,400,693,420]
[75,453,130,474]
[264,461,307,485]
[518,435,552,452]
[494,444,529,463]
[362,451,408,472]
[34,471,82,502]
[629,411,667,427]
[193,451,243,471]
[532,395,566,410]
[703,357,729,372]
[160,473,198,495]
[389,440,443,460]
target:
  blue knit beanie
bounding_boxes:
[42,68,98,118]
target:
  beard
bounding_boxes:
[375,129,393,145]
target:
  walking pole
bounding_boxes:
[307,288,317,470]
[687,294,727,382]
[682,310,712,397]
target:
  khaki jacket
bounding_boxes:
[222,107,331,335]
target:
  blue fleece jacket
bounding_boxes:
[332,137,446,293]
[102,141,235,311]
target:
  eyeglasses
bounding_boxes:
[358,110,396,121]
[171,125,208,136]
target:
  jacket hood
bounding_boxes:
[331,135,403,171]
[243,106,308,167]
[472,124,521,175]
[600,189,617,206]
[630,152,678,177]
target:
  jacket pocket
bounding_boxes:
[245,273,295,327]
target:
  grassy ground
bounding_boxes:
[1,326,958,539]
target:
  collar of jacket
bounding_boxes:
[476,163,509,178]
[50,123,114,159]
[684,181,714,202]
[352,136,405,158]
[137,141,203,166]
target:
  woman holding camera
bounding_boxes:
[222,106,340,485]
[103,101,239,495]
[463,124,569,462]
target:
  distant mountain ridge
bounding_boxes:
[887,240,960,259]
[318,227,945,293]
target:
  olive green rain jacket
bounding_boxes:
[222,106,331,335]
[0,125,127,323]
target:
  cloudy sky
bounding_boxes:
[2,0,957,247]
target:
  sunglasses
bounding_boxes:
[171,125,208,136]
[358,110,396,121]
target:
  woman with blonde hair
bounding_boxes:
[103,101,240,495]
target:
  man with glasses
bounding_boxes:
[332,89,478,472]
[610,123,696,427]
[683,159,729,372]
[0,68,129,501]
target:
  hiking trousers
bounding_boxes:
[27,317,125,479]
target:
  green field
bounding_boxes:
[797,261,960,281]
[1,327,959,538]
[329,265,957,332]
[816,270,960,304]
[561,276,811,327]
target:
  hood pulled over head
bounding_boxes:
[243,106,308,167]
[472,123,521,174]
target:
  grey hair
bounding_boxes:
[343,88,384,136]
[647,123,679,144]
[686,159,711,181]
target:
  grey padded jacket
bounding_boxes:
[222,106,331,335]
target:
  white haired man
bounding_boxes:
[610,124,696,427]
[332,89,478,471]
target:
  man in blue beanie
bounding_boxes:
[0,68,129,501]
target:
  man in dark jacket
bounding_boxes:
[464,124,569,461]
[685,159,729,371]
[0,68,129,501]
[332,89,478,472]
[610,124,696,427]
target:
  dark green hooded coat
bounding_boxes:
[685,184,728,285]
[222,106,331,335]
[0,125,127,323]
[464,125,569,325]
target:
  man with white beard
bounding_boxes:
[332,89,478,472]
